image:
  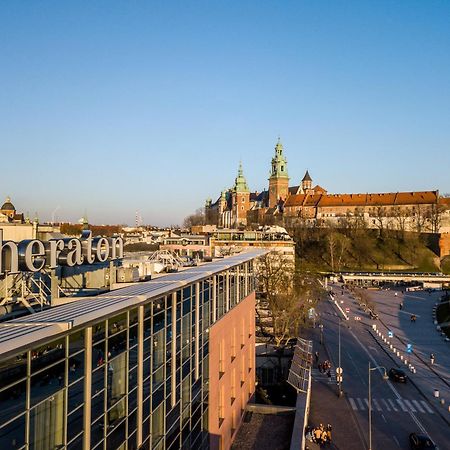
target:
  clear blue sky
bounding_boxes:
[1,1,449,226]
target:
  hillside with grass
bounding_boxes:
[289,226,443,273]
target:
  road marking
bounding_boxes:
[357,398,365,410]
[381,399,391,411]
[403,399,416,412]
[420,401,434,414]
[393,436,400,447]
[349,398,358,410]
[405,294,426,300]
[349,328,434,441]
[412,400,425,413]
[399,310,421,318]
[373,399,382,412]
[387,399,398,412]
[381,413,387,423]
[396,399,408,412]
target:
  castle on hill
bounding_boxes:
[205,139,450,232]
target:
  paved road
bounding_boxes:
[312,285,449,449]
[365,288,450,408]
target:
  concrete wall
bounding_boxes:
[208,292,256,450]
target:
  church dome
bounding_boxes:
[1,196,16,211]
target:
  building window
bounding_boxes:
[152,404,164,446]
[29,389,65,450]
[219,339,225,378]
[219,387,225,427]
[231,328,236,362]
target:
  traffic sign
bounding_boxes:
[406,344,413,353]
[336,367,343,375]
[388,331,394,338]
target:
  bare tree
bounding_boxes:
[326,231,337,271]
[429,204,445,233]
[412,205,428,233]
[256,251,325,346]
[373,206,387,238]
[335,233,350,271]
[392,206,410,240]
[183,208,206,228]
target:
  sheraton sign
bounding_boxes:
[0,230,123,275]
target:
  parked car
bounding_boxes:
[389,368,407,383]
[409,432,437,449]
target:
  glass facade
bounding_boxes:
[0,256,257,450]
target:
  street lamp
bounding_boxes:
[337,318,342,397]
[368,362,389,450]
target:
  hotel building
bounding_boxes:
[0,250,264,450]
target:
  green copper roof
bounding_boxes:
[269,138,289,179]
[234,161,250,193]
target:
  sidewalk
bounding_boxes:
[301,326,367,450]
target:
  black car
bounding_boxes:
[389,368,407,383]
[409,432,437,449]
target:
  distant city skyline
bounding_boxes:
[1,1,449,226]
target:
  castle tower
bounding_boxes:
[301,170,313,194]
[232,162,250,226]
[268,139,290,208]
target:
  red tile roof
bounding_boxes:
[284,191,439,208]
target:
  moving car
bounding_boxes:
[409,432,437,449]
[388,368,407,383]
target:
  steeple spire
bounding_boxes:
[302,170,312,182]
[301,169,313,192]
[234,161,249,193]
[270,138,289,178]
[238,160,244,178]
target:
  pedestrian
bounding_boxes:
[327,369,332,381]
[327,424,332,442]
[314,427,322,443]
[315,351,319,363]
[430,353,435,365]
[399,302,403,310]
[318,362,323,373]
[321,429,328,444]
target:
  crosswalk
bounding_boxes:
[348,397,434,414]
[312,368,336,383]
